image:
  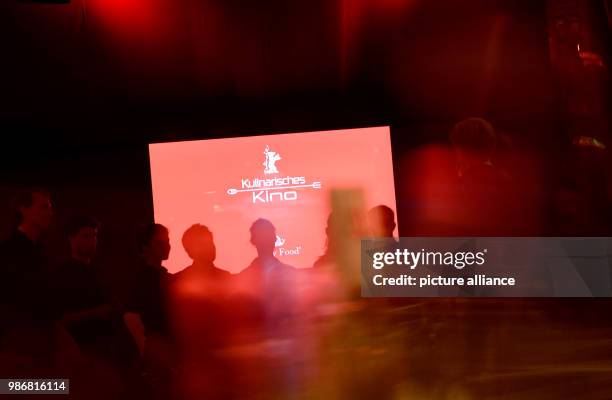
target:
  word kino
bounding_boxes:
[227,176,322,203]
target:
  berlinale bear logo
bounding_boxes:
[263,145,281,175]
[256,145,297,202]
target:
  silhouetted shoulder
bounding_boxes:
[216,267,232,275]
[174,265,192,280]
[312,254,333,269]
[207,265,232,280]
[238,259,258,276]
[278,261,297,273]
[176,264,231,281]
[240,257,295,274]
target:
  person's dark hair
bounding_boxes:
[249,218,275,234]
[449,118,496,153]
[137,223,168,253]
[66,216,99,237]
[10,187,50,228]
[369,205,395,221]
[182,224,212,251]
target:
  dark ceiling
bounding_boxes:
[0,0,554,148]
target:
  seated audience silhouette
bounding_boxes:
[55,216,137,398]
[1,188,55,319]
[175,224,230,281]
[55,216,117,350]
[130,223,175,400]
[171,224,234,387]
[131,223,173,338]
[367,205,397,239]
[237,219,297,328]
[0,188,59,372]
[239,218,295,280]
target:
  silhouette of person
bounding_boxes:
[130,223,174,400]
[367,205,397,239]
[55,217,114,345]
[364,206,402,296]
[0,188,59,369]
[0,189,53,317]
[1,188,54,315]
[131,223,172,338]
[175,224,230,281]
[54,216,136,398]
[238,219,297,329]
[171,224,234,397]
[55,216,137,348]
[239,218,295,280]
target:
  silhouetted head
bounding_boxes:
[450,118,496,175]
[138,223,170,267]
[323,212,339,251]
[182,224,216,264]
[367,205,396,238]
[67,216,99,264]
[12,188,53,237]
[249,218,276,256]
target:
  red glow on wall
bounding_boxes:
[88,0,167,39]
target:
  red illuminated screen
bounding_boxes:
[149,126,397,273]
